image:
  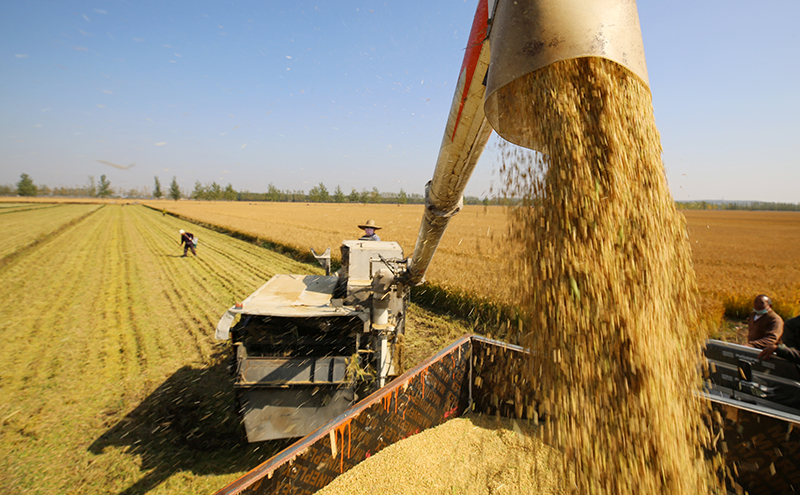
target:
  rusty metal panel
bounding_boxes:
[708,397,800,494]
[215,335,472,495]
[470,336,534,419]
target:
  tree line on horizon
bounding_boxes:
[3,173,797,211]
[0,174,491,205]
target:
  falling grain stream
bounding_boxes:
[321,58,721,494]
[501,58,717,494]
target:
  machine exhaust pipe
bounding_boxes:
[484,0,650,152]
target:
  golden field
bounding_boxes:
[683,210,800,325]
[142,200,800,327]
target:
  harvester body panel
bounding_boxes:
[216,241,407,442]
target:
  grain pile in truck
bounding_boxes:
[317,415,563,495]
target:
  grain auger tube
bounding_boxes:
[403,0,649,285]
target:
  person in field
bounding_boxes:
[358,219,381,241]
[179,229,197,257]
[745,294,783,349]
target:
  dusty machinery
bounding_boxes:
[216,240,409,441]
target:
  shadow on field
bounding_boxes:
[88,350,292,495]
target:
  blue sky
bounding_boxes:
[2,1,798,203]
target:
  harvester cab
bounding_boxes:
[216,239,408,442]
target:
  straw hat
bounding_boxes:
[179,229,185,234]
[358,219,381,230]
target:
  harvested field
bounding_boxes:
[0,203,101,262]
[0,203,473,494]
[318,415,563,495]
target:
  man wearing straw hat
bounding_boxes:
[358,219,381,241]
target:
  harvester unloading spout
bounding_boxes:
[404,0,649,285]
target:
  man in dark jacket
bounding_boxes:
[179,229,196,257]
[758,342,800,364]
[759,341,800,409]
[782,315,800,349]
[745,294,783,349]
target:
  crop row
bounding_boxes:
[0,203,101,262]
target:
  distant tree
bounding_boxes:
[368,187,380,204]
[169,176,181,201]
[266,183,282,202]
[308,182,330,202]
[223,183,237,201]
[208,182,222,200]
[0,184,14,196]
[349,188,360,203]
[16,173,38,197]
[97,175,112,198]
[192,181,206,200]
[153,176,163,199]
[397,188,408,204]
[333,185,345,203]
[86,176,97,197]
[358,189,369,203]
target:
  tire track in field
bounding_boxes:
[125,207,219,362]
[0,204,59,215]
[109,207,145,381]
[123,207,210,365]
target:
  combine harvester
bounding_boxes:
[215,0,800,493]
